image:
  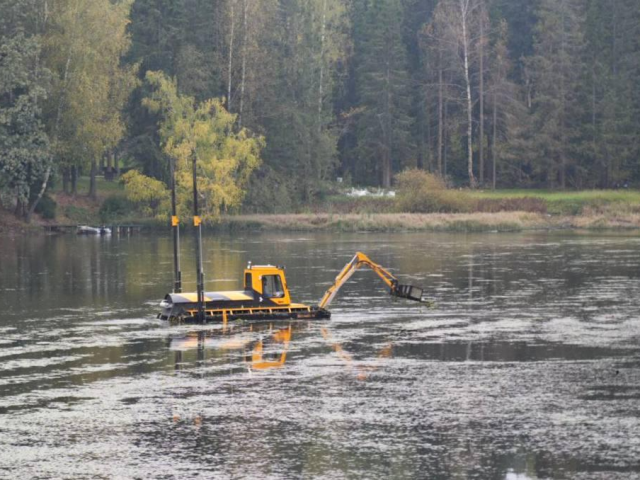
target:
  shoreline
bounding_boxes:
[4,211,640,234]
[214,212,640,233]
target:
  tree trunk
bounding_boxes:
[460,0,475,188]
[492,91,497,189]
[443,98,448,178]
[608,2,619,187]
[383,50,392,188]
[382,148,391,189]
[238,0,248,127]
[424,91,431,171]
[15,198,24,218]
[25,167,50,223]
[71,166,78,196]
[63,168,70,194]
[318,0,327,133]
[437,56,444,176]
[592,60,600,186]
[227,0,236,111]
[89,159,97,199]
[559,0,566,189]
[478,5,485,186]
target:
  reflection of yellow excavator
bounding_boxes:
[249,326,291,370]
[169,324,294,371]
[159,252,430,324]
[170,316,402,379]
[171,323,394,375]
[321,327,394,381]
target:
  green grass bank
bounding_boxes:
[5,177,640,234]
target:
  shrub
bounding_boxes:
[63,205,92,223]
[121,170,170,219]
[395,169,470,213]
[35,194,57,219]
[319,196,395,214]
[99,196,133,222]
[241,166,295,214]
[546,199,585,216]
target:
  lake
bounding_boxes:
[0,230,639,478]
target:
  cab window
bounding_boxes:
[262,275,284,298]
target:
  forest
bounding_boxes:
[1,0,640,221]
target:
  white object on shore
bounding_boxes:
[77,226,111,235]
[345,188,395,198]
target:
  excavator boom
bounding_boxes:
[318,252,430,309]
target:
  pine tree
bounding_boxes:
[247,0,346,204]
[584,0,640,187]
[351,0,414,188]
[487,19,526,188]
[527,0,587,188]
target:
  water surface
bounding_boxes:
[0,231,639,478]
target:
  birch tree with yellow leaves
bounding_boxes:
[138,71,262,222]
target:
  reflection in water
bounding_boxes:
[169,323,391,377]
[1,231,640,478]
[250,326,291,370]
[170,323,294,371]
[321,327,394,381]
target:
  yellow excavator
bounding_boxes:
[159,252,431,324]
[159,152,430,324]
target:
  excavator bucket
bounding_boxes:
[393,284,425,302]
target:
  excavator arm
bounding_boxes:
[318,252,432,309]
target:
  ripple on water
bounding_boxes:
[1,231,640,478]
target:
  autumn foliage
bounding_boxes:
[395,170,470,213]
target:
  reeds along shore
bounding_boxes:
[215,209,640,233]
[6,204,640,234]
[4,210,640,234]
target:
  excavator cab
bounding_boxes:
[244,265,292,306]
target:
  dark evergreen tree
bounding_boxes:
[349,0,415,188]
[584,0,640,186]
[526,0,587,188]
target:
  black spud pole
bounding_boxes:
[170,155,182,293]
[192,153,205,323]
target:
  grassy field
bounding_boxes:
[51,176,126,198]
[318,188,640,216]
[468,189,640,215]
[47,176,128,225]
[469,189,640,201]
